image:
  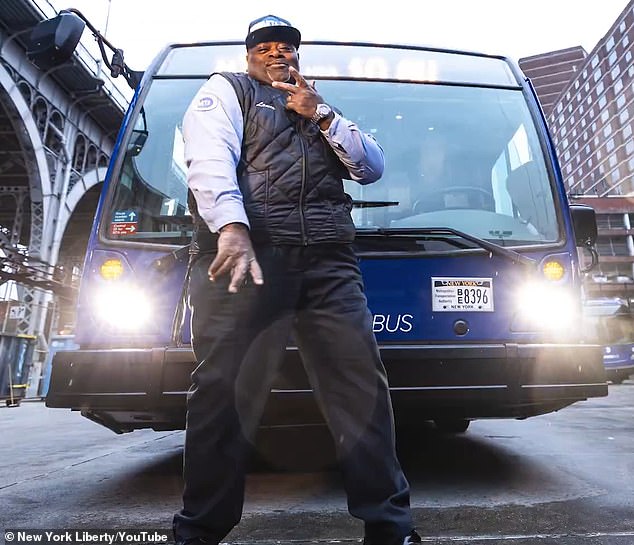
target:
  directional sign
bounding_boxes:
[110,222,137,236]
[9,305,26,320]
[112,210,138,223]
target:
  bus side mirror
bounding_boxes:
[570,204,598,246]
[127,130,148,157]
[27,11,85,70]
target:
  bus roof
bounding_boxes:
[155,41,520,87]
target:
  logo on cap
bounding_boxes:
[245,14,301,50]
[249,15,292,33]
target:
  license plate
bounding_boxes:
[432,277,494,312]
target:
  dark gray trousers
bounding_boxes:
[173,244,412,544]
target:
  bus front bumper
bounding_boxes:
[45,343,607,433]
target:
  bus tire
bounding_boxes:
[434,418,470,433]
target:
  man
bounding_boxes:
[173,14,419,545]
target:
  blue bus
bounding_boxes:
[584,298,634,384]
[33,21,607,433]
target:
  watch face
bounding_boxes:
[317,104,331,117]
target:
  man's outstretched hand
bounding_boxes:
[208,223,263,293]
[272,67,331,127]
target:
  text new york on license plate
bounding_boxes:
[432,277,494,312]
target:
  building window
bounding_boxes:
[575,80,580,90]
[606,136,614,150]
[561,126,567,137]
[592,55,600,68]
[612,65,621,79]
[566,91,571,100]
[624,124,633,138]
[607,35,615,50]
[627,51,633,63]
[566,164,572,174]
[564,150,571,161]
[629,157,634,170]
[609,51,618,65]
[620,109,630,124]
[558,113,565,125]
[585,82,590,93]
[609,154,618,168]
[579,103,585,114]
[627,140,634,155]
[611,169,620,183]
[557,103,563,114]
[582,118,587,128]
[615,78,623,94]
[601,109,609,122]
[597,81,605,95]
[624,35,630,48]
[620,21,626,33]
[594,68,602,82]
[618,95,626,108]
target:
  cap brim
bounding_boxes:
[246,26,301,49]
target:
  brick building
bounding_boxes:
[519,1,634,299]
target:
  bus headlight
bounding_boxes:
[515,283,578,330]
[93,285,152,330]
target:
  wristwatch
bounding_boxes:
[311,103,333,125]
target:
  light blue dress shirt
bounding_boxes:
[183,74,384,233]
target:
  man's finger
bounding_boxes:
[228,258,249,293]
[249,258,264,285]
[271,81,297,93]
[209,252,233,280]
[289,66,309,87]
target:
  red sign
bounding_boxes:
[111,222,137,236]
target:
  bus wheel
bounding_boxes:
[434,418,470,433]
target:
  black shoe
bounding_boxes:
[402,530,422,545]
[364,529,422,545]
[174,538,212,545]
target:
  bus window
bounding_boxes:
[108,79,203,244]
[105,79,560,247]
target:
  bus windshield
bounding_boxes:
[106,60,559,247]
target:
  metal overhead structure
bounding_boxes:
[0,0,129,392]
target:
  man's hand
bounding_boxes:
[208,223,263,293]
[272,67,333,129]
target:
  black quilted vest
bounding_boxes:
[217,72,355,245]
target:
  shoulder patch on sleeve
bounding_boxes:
[195,94,219,111]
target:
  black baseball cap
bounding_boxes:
[245,15,301,50]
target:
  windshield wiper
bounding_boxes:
[356,226,537,268]
[351,200,399,208]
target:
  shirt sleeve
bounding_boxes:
[320,112,385,184]
[182,73,248,232]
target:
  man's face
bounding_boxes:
[246,41,299,85]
